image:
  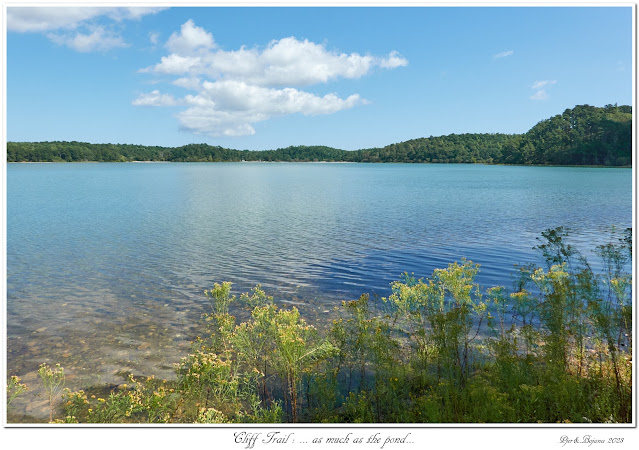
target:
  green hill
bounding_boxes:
[7,104,632,166]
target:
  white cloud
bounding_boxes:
[530,80,556,100]
[132,90,183,107]
[144,54,203,74]
[170,80,364,136]
[257,37,376,85]
[173,77,202,90]
[7,7,109,32]
[494,50,514,59]
[111,7,167,21]
[149,32,160,45]
[166,19,216,55]
[8,6,164,52]
[135,20,407,137]
[141,31,408,87]
[529,90,549,101]
[47,26,127,52]
[380,50,409,68]
[197,80,362,116]
[177,108,264,137]
[531,80,556,90]
[8,6,165,32]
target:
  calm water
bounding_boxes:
[6,162,632,414]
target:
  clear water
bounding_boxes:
[6,162,632,415]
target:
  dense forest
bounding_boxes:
[7,104,632,165]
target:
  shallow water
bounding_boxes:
[6,162,631,418]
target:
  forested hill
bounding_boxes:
[7,104,632,165]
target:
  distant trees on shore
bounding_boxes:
[7,104,632,166]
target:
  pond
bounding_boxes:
[6,162,631,417]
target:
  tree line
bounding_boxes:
[7,104,632,166]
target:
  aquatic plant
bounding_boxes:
[9,228,633,423]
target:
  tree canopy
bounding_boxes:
[7,104,632,166]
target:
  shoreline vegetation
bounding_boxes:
[9,161,633,169]
[7,227,633,424]
[7,104,632,166]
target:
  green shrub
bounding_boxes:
[10,228,632,424]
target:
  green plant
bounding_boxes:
[386,259,486,389]
[176,348,241,421]
[38,363,65,423]
[11,228,632,425]
[332,294,404,422]
[203,282,237,354]
[6,375,28,409]
[270,307,337,422]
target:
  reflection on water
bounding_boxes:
[6,163,631,419]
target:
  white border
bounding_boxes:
[1,2,637,449]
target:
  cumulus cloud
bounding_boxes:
[173,77,202,90]
[197,80,362,115]
[110,7,167,21]
[132,90,183,107]
[135,20,407,137]
[380,50,410,68]
[166,19,216,55]
[176,82,363,136]
[47,26,127,53]
[170,80,364,137]
[530,80,557,100]
[142,54,203,74]
[8,7,108,32]
[8,6,164,52]
[494,50,514,59]
[140,22,408,87]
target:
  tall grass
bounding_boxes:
[7,228,632,423]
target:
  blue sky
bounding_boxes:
[6,5,633,150]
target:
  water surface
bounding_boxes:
[6,162,631,415]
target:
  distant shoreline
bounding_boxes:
[7,160,631,169]
[7,104,632,167]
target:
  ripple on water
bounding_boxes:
[7,163,631,419]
